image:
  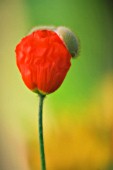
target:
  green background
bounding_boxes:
[0,0,113,169]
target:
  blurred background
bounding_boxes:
[0,0,113,169]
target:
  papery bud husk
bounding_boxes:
[29,26,56,34]
[55,26,79,58]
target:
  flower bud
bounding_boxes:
[15,26,79,95]
[55,26,79,57]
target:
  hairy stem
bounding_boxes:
[38,94,46,170]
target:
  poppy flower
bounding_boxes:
[15,26,78,95]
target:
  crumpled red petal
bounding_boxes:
[15,30,71,94]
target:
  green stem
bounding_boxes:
[38,93,46,170]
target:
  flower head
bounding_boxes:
[15,26,79,95]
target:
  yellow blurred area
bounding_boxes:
[26,74,113,170]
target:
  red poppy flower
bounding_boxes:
[15,29,72,94]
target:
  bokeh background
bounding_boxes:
[0,0,113,169]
